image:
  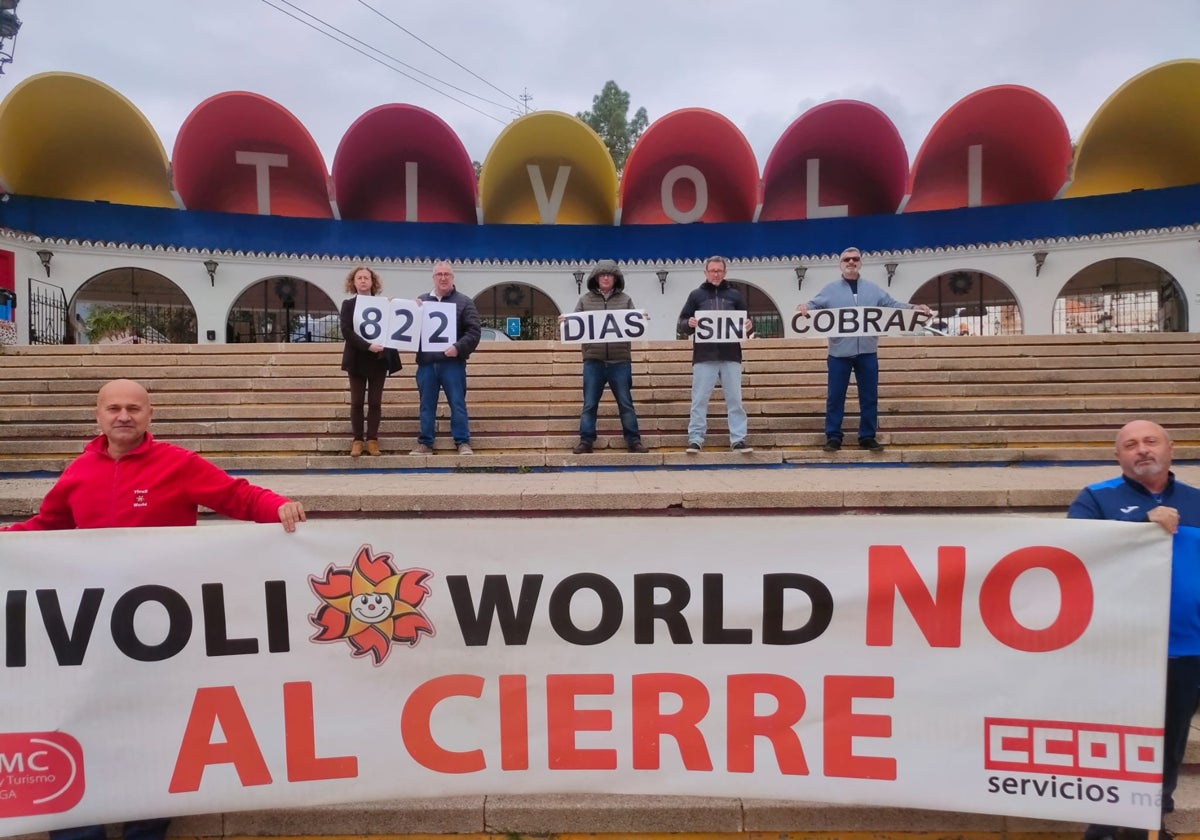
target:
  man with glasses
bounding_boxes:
[677,255,756,454]
[410,262,482,456]
[797,246,931,453]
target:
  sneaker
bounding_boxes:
[822,438,841,452]
[859,438,884,452]
[457,443,474,455]
[686,441,702,454]
[573,440,593,454]
[731,441,754,453]
[409,443,433,455]
[627,441,648,454]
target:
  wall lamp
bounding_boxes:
[35,249,52,277]
[1033,251,1048,277]
[573,269,585,294]
[656,269,669,294]
[884,262,898,286]
[204,259,219,287]
[794,265,807,291]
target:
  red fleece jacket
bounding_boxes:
[4,433,290,531]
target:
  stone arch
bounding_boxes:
[1053,258,1187,334]
[473,282,562,340]
[911,270,1024,335]
[226,276,338,343]
[71,267,196,344]
[723,279,785,339]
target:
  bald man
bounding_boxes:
[4,378,305,532]
[1069,420,1200,840]
[2,379,305,840]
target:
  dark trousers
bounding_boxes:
[348,372,386,440]
[51,819,170,840]
[579,359,640,444]
[1083,655,1200,838]
[825,352,879,441]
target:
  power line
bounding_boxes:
[256,0,510,124]
[354,0,525,110]
[270,0,519,115]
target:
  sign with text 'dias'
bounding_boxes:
[559,310,647,343]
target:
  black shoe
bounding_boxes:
[822,438,841,452]
[686,441,702,454]
[731,441,754,453]
[859,438,884,452]
[573,440,593,454]
[628,440,648,453]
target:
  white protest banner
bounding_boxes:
[419,300,458,351]
[0,516,1171,834]
[694,310,748,343]
[791,306,930,338]
[558,310,647,344]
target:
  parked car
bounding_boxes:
[480,326,514,341]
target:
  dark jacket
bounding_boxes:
[677,279,753,364]
[340,297,392,379]
[415,287,482,366]
[574,260,636,363]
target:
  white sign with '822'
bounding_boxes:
[352,296,457,351]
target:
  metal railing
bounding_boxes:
[28,277,71,345]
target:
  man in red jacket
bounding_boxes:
[5,378,305,532]
[3,378,305,840]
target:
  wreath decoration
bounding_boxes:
[947,272,973,296]
[274,277,298,305]
[502,284,525,308]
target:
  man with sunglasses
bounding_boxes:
[796,246,931,453]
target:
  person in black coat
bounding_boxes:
[339,265,397,456]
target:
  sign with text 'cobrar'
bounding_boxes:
[0,517,1171,834]
[791,306,930,338]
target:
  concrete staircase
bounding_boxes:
[2,334,1199,473]
[5,334,1200,839]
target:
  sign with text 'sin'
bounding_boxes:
[352,296,457,351]
[0,517,1174,834]
[558,310,647,344]
[791,306,930,338]
[693,310,748,343]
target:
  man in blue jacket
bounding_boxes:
[410,262,482,455]
[1070,419,1200,840]
[676,255,755,453]
[797,246,930,453]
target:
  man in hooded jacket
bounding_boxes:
[567,260,647,453]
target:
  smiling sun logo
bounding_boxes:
[308,545,434,664]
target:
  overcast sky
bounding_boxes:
[5,1,1198,170]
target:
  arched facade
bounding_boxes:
[72,267,196,344]
[1053,258,1186,334]
[474,281,562,340]
[910,271,1023,336]
[227,276,338,343]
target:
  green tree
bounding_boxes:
[576,80,648,173]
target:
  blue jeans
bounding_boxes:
[51,820,170,840]
[579,360,641,444]
[688,361,747,445]
[416,359,470,446]
[825,353,879,441]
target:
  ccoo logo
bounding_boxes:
[0,731,86,817]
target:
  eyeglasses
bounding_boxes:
[841,257,861,263]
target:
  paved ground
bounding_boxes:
[6,462,1200,520]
